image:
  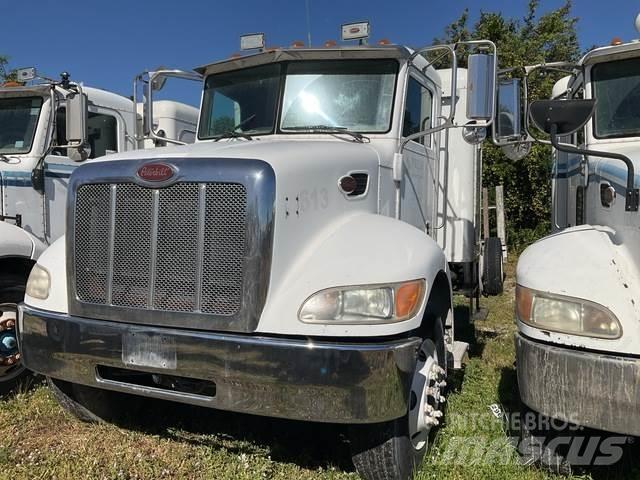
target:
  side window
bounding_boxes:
[87,112,118,158]
[402,76,433,145]
[54,109,118,159]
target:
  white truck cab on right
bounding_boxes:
[496,14,640,471]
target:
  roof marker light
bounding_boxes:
[611,37,623,46]
[377,38,391,45]
[15,67,36,82]
[324,40,337,48]
[240,33,265,51]
[341,21,370,42]
[291,40,305,48]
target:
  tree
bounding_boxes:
[435,0,581,249]
[0,55,17,82]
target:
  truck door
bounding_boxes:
[44,106,122,243]
[401,74,437,233]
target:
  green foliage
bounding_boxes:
[435,0,580,250]
[0,55,17,82]
[0,55,9,81]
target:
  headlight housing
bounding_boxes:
[299,279,425,324]
[26,264,51,300]
[516,285,622,339]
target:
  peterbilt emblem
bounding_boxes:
[136,163,175,182]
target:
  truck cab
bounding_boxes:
[0,72,198,393]
[502,18,640,469]
[17,31,498,480]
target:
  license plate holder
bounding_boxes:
[122,331,177,369]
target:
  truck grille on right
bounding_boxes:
[73,182,247,316]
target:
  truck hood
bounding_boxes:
[69,137,388,334]
[94,137,385,170]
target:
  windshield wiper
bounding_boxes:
[214,114,256,142]
[286,125,366,142]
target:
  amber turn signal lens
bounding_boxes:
[515,285,533,323]
[395,280,424,319]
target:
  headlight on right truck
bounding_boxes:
[516,285,622,339]
[26,264,51,300]
[299,279,425,324]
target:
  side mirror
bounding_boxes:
[466,53,496,121]
[65,91,87,148]
[496,79,523,141]
[65,92,89,161]
[529,99,596,136]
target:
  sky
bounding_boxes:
[1,0,639,106]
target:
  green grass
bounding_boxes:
[1,258,639,479]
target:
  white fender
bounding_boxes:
[23,236,67,313]
[0,221,47,260]
[517,224,640,354]
[258,213,451,337]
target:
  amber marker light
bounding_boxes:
[515,285,533,323]
[395,280,425,319]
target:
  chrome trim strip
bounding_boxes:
[148,189,160,307]
[19,305,420,424]
[106,185,117,305]
[67,158,276,333]
[194,184,206,311]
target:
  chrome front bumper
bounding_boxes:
[516,332,640,436]
[18,304,420,424]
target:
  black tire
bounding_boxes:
[47,377,143,424]
[0,283,32,396]
[483,237,504,295]
[349,317,446,480]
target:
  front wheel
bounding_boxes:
[349,321,446,480]
[0,285,32,396]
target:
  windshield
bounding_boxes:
[198,59,398,139]
[0,96,43,154]
[199,63,281,139]
[281,60,397,132]
[592,58,640,139]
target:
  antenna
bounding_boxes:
[636,13,640,34]
[305,0,312,46]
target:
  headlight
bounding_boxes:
[299,279,425,324]
[26,264,50,300]
[516,285,621,339]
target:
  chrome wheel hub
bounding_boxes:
[0,303,23,380]
[409,339,446,450]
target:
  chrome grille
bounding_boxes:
[74,182,247,316]
[112,185,153,308]
[74,184,111,304]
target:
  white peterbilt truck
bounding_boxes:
[494,15,640,471]
[0,69,198,393]
[17,27,500,480]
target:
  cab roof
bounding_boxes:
[581,40,640,66]
[194,45,414,76]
